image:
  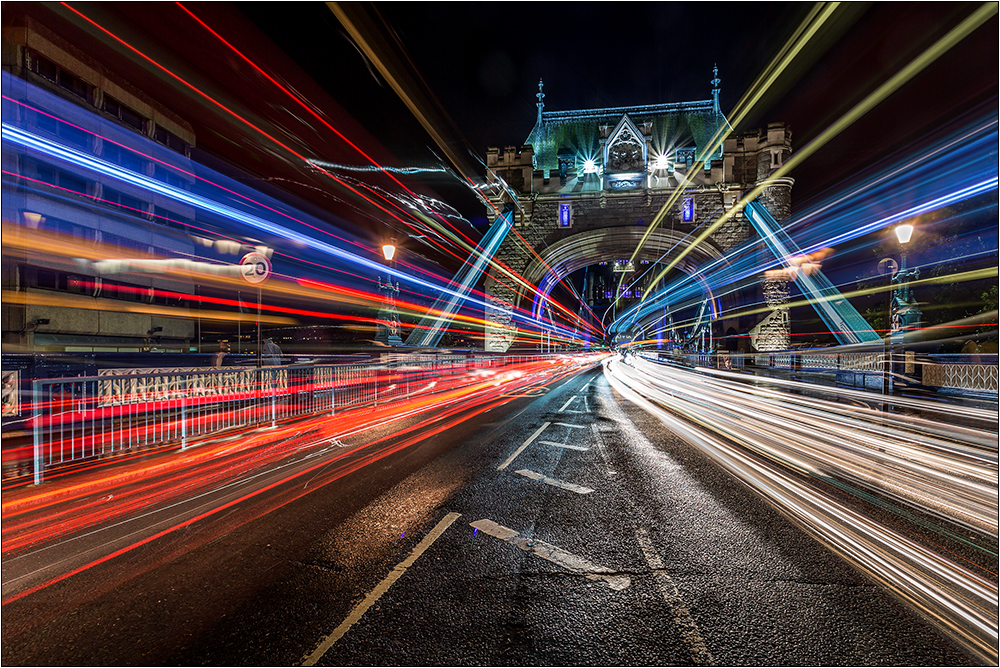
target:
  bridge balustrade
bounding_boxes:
[19,354,561,485]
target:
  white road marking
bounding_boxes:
[497,422,550,471]
[514,468,594,494]
[635,528,713,665]
[554,422,586,429]
[470,519,629,591]
[539,440,589,451]
[589,423,617,475]
[302,512,462,666]
[557,396,579,412]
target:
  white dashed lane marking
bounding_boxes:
[538,440,589,451]
[497,422,550,471]
[589,423,617,476]
[471,519,630,591]
[514,468,594,495]
[635,527,713,665]
[557,396,579,412]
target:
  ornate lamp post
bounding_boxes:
[891,223,922,384]
[883,222,922,396]
[891,223,922,334]
[375,240,403,346]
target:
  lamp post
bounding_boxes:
[891,222,921,382]
[883,222,920,398]
[375,240,402,346]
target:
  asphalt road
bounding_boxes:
[1,363,975,666]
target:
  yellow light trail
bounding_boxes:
[617,2,844,295]
[635,2,998,303]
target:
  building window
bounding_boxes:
[558,203,572,228]
[101,141,146,174]
[31,268,64,291]
[30,105,91,151]
[103,95,147,134]
[25,49,93,104]
[24,159,90,197]
[153,125,189,155]
[103,187,147,214]
[154,164,189,190]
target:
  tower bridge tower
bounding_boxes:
[482,73,793,353]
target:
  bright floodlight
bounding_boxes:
[894,223,914,245]
[583,159,598,173]
[652,154,669,170]
[382,244,396,261]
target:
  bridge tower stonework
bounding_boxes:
[483,76,793,353]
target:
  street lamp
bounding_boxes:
[884,221,921,399]
[894,223,913,245]
[375,239,402,346]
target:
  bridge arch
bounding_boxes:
[524,227,725,322]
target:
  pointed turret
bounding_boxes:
[536,78,545,125]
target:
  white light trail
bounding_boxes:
[606,356,998,663]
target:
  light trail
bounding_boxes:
[57,1,468,259]
[1,354,607,594]
[174,2,481,249]
[636,3,998,305]
[606,355,998,663]
[3,99,594,346]
[4,123,581,342]
[608,111,998,339]
[618,2,846,294]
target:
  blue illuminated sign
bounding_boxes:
[558,202,572,227]
[682,198,694,222]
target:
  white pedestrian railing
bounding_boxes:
[657,350,998,397]
[22,354,551,484]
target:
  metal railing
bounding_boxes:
[21,354,561,484]
[652,350,998,397]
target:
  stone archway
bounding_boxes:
[484,226,728,351]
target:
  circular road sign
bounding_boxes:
[239,252,271,285]
[877,258,899,277]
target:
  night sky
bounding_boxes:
[239,2,997,222]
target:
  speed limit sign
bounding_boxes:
[239,252,271,285]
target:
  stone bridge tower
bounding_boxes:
[483,74,792,353]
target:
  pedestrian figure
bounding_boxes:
[262,337,283,366]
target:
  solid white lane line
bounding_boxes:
[561,409,587,414]
[539,440,589,451]
[497,422,551,471]
[515,469,594,494]
[554,422,586,429]
[558,396,579,412]
[302,512,462,666]
[470,519,629,591]
[635,528,713,665]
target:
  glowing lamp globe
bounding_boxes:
[894,223,914,245]
[382,244,396,261]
